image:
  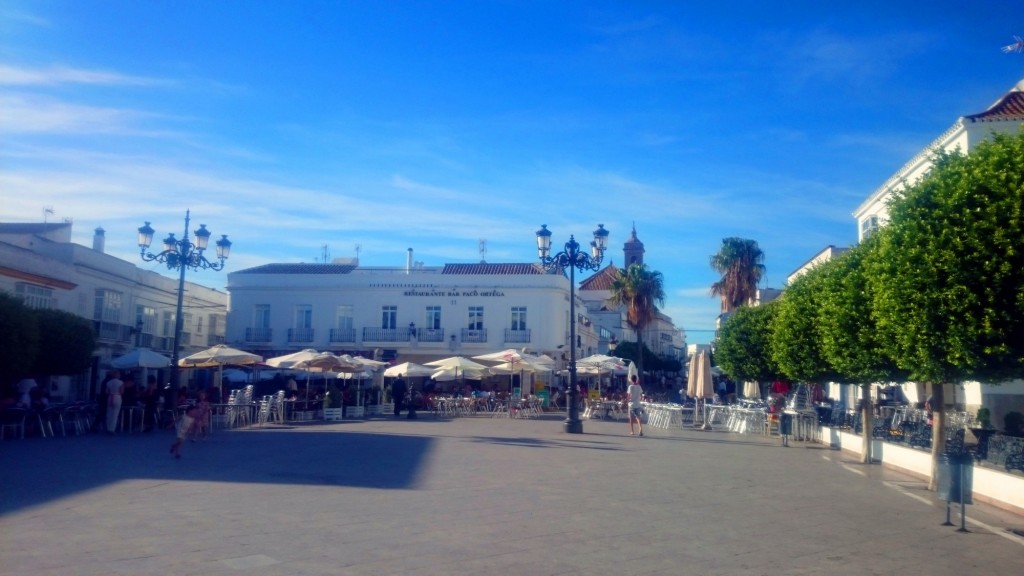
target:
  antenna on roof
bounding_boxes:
[43,206,54,223]
[479,239,487,263]
[319,244,330,263]
[354,244,362,259]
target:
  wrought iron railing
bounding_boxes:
[245,327,273,342]
[461,328,487,343]
[329,328,356,342]
[288,327,315,342]
[504,328,531,343]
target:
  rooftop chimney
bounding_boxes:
[406,248,413,274]
[93,226,106,253]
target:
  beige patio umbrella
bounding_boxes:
[340,355,386,406]
[474,349,531,400]
[265,348,321,369]
[384,362,435,378]
[179,344,263,368]
[578,354,626,396]
[179,344,263,397]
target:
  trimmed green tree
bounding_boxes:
[816,242,906,462]
[716,301,783,390]
[865,131,1024,487]
[31,308,97,377]
[0,292,40,386]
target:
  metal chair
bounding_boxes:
[0,407,28,440]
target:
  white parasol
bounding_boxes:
[111,348,171,369]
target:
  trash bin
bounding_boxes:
[937,452,973,504]
[780,413,793,436]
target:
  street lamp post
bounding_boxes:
[137,210,231,402]
[536,223,609,434]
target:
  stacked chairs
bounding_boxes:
[644,403,689,429]
[257,392,286,426]
[37,405,64,438]
[227,385,255,428]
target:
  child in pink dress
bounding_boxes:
[192,390,211,441]
[170,405,197,459]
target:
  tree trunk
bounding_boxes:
[928,383,946,491]
[636,331,645,384]
[861,383,873,464]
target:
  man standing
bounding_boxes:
[392,376,407,418]
[627,374,644,437]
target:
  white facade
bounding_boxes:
[225,261,590,365]
[0,222,228,401]
[853,79,1024,241]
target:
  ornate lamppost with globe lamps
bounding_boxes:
[536,223,609,434]
[137,210,231,402]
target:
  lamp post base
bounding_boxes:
[564,418,583,434]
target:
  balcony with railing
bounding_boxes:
[414,328,446,342]
[504,328,531,343]
[329,328,356,343]
[245,327,273,343]
[461,328,488,343]
[94,320,133,342]
[207,334,225,346]
[288,327,315,343]
[363,327,416,342]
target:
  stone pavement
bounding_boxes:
[2,413,1023,576]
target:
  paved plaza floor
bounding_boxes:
[2,413,1023,576]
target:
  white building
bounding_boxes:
[225,233,686,383]
[577,226,686,365]
[226,254,582,368]
[0,222,228,401]
[854,79,1024,240]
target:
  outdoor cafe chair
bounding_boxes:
[0,407,28,440]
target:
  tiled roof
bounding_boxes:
[964,82,1024,122]
[441,263,547,275]
[579,264,620,291]
[234,263,357,275]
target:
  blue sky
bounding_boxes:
[2,1,1022,344]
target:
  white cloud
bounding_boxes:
[0,63,168,86]
[0,94,155,134]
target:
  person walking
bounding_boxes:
[105,370,124,434]
[170,404,197,459]
[627,374,644,437]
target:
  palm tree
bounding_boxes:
[709,237,765,313]
[607,263,666,382]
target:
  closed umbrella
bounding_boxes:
[687,351,715,429]
[743,381,761,400]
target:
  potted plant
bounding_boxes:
[976,407,992,429]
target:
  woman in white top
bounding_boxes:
[105,370,124,433]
